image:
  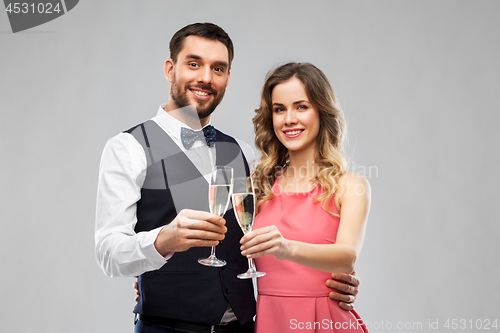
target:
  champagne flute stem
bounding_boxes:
[248,257,256,272]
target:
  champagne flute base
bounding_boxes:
[198,257,226,267]
[237,270,266,279]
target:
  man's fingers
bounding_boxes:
[185,239,221,247]
[179,219,227,236]
[156,212,227,254]
[181,228,226,242]
[179,209,226,226]
[338,301,354,311]
[329,291,355,303]
[177,209,227,233]
[326,278,359,296]
[330,272,360,287]
[133,281,140,302]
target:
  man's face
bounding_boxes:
[167,36,231,119]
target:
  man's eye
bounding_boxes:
[214,67,223,72]
[189,63,199,68]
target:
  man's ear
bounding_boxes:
[164,58,174,83]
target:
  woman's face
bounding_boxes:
[272,77,320,154]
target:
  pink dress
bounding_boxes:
[253,182,368,332]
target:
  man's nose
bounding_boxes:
[197,66,212,84]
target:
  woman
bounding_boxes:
[240,62,370,332]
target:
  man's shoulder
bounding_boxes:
[214,128,236,142]
[215,130,256,169]
[234,137,253,152]
[214,129,248,146]
[103,118,162,153]
[214,129,249,146]
[104,131,142,152]
[124,123,142,134]
[122,119,174,147]
[123,119,159,134]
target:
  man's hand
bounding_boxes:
[133,279,139,303]
[326,270,360,311]
[154,209,227,256]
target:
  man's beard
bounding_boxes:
[170,73,225,119]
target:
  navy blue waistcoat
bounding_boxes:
[126,120,256,326]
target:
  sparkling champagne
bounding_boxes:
[232,193,255,234]
[209,184,232,217]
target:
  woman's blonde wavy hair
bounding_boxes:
[253,62,347,215]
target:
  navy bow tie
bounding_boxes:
[180,125,216,149]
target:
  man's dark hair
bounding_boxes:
[169,22,234,68]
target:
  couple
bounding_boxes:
[95,22,370,333]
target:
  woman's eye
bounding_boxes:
[297,105,308,110]
[273,108,284,113]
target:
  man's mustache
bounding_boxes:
[188,84,216,95]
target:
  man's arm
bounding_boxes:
[95,133,166,277]
[95,133,225,277]
[326,271,360,311]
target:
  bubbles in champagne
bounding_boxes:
[209,184,232,217]
[232,193,255,234]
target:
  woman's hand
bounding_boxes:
[240,225,293,260]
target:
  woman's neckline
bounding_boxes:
[273,177,320,194]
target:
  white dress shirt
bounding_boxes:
[95,105,256,278]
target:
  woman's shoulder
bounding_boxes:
[338,171,369,183]
[336,172,371,198]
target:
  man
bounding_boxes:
[96,23,360,333]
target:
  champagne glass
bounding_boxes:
[198,166,233,267]
[232,177,266,279]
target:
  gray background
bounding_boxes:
[1,1,499,332]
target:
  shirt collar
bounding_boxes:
[154,104,212,141]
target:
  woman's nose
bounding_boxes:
[284,110,297,125]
